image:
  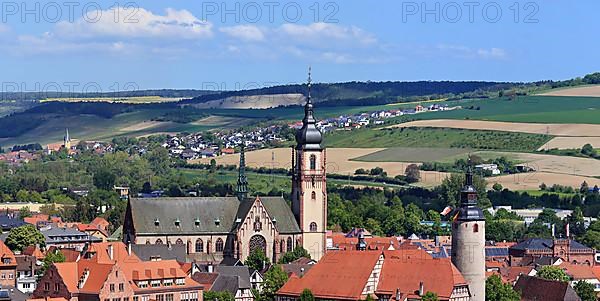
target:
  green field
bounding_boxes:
[353,147,472,162]
[41,96,183,104]
[2,95,600,148]
[178,168,403,193]
[325,127,551,151]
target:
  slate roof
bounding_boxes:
[42,227,102,244]
[514,275,581,301]
[0,215,25,230]
[129,197,241,234]
[129,196,300,235]
[214,266,251,289]
[131,244,187,262]
[511,238,592,251]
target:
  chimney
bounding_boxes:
[108,244,114,261]
[300,267,305,277]
[208,263,214,273]
[419,282,424,296]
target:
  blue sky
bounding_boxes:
[0,0,599,91]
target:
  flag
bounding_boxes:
[441,206,453,216]
[452,211,460,223]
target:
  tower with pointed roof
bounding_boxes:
[451,166,485,301]
[236,144,248,201]
[63,128,71,150]
[292,67,327,260]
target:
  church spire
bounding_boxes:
[295,66,323,150]
[236,143,248,201]
[458,160,484,220]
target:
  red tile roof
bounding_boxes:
[23,245,45,260]
[559,262,596,280]
[0,240,16,267]
[83,242,140,264]
[278,250,466,300]
[278,251,382,300]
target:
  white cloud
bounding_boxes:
[56,7,212,40]
[437,44,507,60]
[477,48,506,59]
[279,22,376,46]
[220,25,265,42]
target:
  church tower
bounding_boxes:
[63,128,71,150]
[451,167,486,301]
[292,67,327,261]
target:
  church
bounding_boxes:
[123,71,328,263]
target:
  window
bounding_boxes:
[137,281,148,288]
[287,237,293,252]
[8,273,12,279]
[133,297,139,301]
[146,240,150,244]
[176,278,185,285]
[164,279,173,287]
[280,240,285,253]
[2,258,10,264]
[473,224,479,233]
[1,273,5,279]
[151,280,161,287]
[157,295,165,301]
[311,191,316,200]
[310,222,317,232]
[216,238,224,252]
[44,283,50,291]
[23,283,30,289]
[310,155,316,170]
[55,283,60,292]
[155,238,163,245]
[119,283,124,292]
[195,239,203,253]
[166,294,173,301]
[110,284,115,292]
[176,238,184,245]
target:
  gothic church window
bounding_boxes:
[310,222,317,232]
[195,239,203,253]
[287,237,293,252]
[311,191,316,200]
[310,155,316,170]
[473,224,479,233]
[155,239,163,245]
[216,238,224,252]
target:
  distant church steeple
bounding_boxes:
[236,143,248,201]
[63,128,71,149]
[451,162,486,301]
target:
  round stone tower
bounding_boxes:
[451,167,486,301]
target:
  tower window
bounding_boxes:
[310,222,317,232]
[310,155,316,170]
[311,191,316,200]
[287,237,293,252]
[473,224,479,233]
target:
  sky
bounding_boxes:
[0,0,599,92]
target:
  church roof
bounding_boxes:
[129,196,300,235]
[129,197,241,234]
[235,196,301,234]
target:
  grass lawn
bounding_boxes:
[325,127,550,152]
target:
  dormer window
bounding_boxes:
[214,218,220,226]
[174,219,181,227]
[154,218,160,226]
[195,218,200,226]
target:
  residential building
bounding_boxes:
[276,250,470,301]
[32,242,203,301]
[15,255,39,293]
[514,275,581,301]
[42,227,102,251]
[0,241,16,288]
